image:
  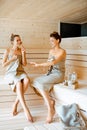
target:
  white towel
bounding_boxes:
[57,103,86,129]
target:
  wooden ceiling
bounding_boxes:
[0,0,87,24]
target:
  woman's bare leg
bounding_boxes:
[38,89,55,123]
[22,77,33,121]
[12,96,19,116]
[12,77,30,116]
[15,81,33,122]
[22,77,30,92]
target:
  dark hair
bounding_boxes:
[50,31,61,43]
[10,34,20,44]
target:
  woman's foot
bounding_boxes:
[46,99,55,123]
[24,108,33,123]
[46,110,55,123]
[12,104,18,116]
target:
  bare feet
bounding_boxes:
[12,104,18,116]
[24,108,33,123]
[46,99,55,123]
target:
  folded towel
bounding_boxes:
[57,103,86,129]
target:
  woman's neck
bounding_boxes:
[12,46,19,51]
[54,44,60,51]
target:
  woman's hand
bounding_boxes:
[11,55,17,62]
[29,62,39,67]
[29,62,36,65]
[19,44,27,66]
[21,44,26,54]
[2,54,17,67]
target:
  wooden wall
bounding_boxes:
[61,37,87,80]
[0,18,58,49]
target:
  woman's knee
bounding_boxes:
[16,81,23,92]
[24,77,30,84]
[16,81,22,86]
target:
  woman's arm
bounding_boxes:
[21,45,27,66]
[34,49,66,67]
[2,49,17,67]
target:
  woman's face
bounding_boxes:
[50,37,58,48]
[13,36,22,48]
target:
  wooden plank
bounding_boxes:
[27,59,47,63]
[66,60,87,67]
[66,55,87,61]
[0,99,44,108]
[66,49,87,55]
[0,49,49,53]
[61,37,87,50]
[25,52,48,59]
[0,94,42,103]
[0,89,35,95]
[65,65,87,80]
[0,90,16,95]
[0,58,47,63]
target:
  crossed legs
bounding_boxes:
[12,77,33,122]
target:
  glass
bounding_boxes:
[68,72,77,83]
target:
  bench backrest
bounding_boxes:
[65,49,87,80]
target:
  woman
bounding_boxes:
[2,34,33,122]
[30,32,66,123]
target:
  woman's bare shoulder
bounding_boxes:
[49,48,54,54]
[4,48,11,54]
[60,48,66,54]
[60,48,66,58]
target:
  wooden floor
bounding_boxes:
[0,104,64,130]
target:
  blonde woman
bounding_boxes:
[2,34,33,122]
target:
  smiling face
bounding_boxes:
[13,36,22,48]
[50,37,59,48]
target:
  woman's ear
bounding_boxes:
[57,39,59,43]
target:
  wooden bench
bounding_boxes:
[0,48,87,110]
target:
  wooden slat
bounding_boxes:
[66,60,87,67]
[65,65,87,80]
[61,37,87,50]
[26,53,48,59]
[66,55,87,61]
[66,49,87,55]
[0,89,34,95]
[0,100,44,108]
[0,94,42,103]
[0,48,49,53]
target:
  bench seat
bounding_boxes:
[52,80,87,112]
